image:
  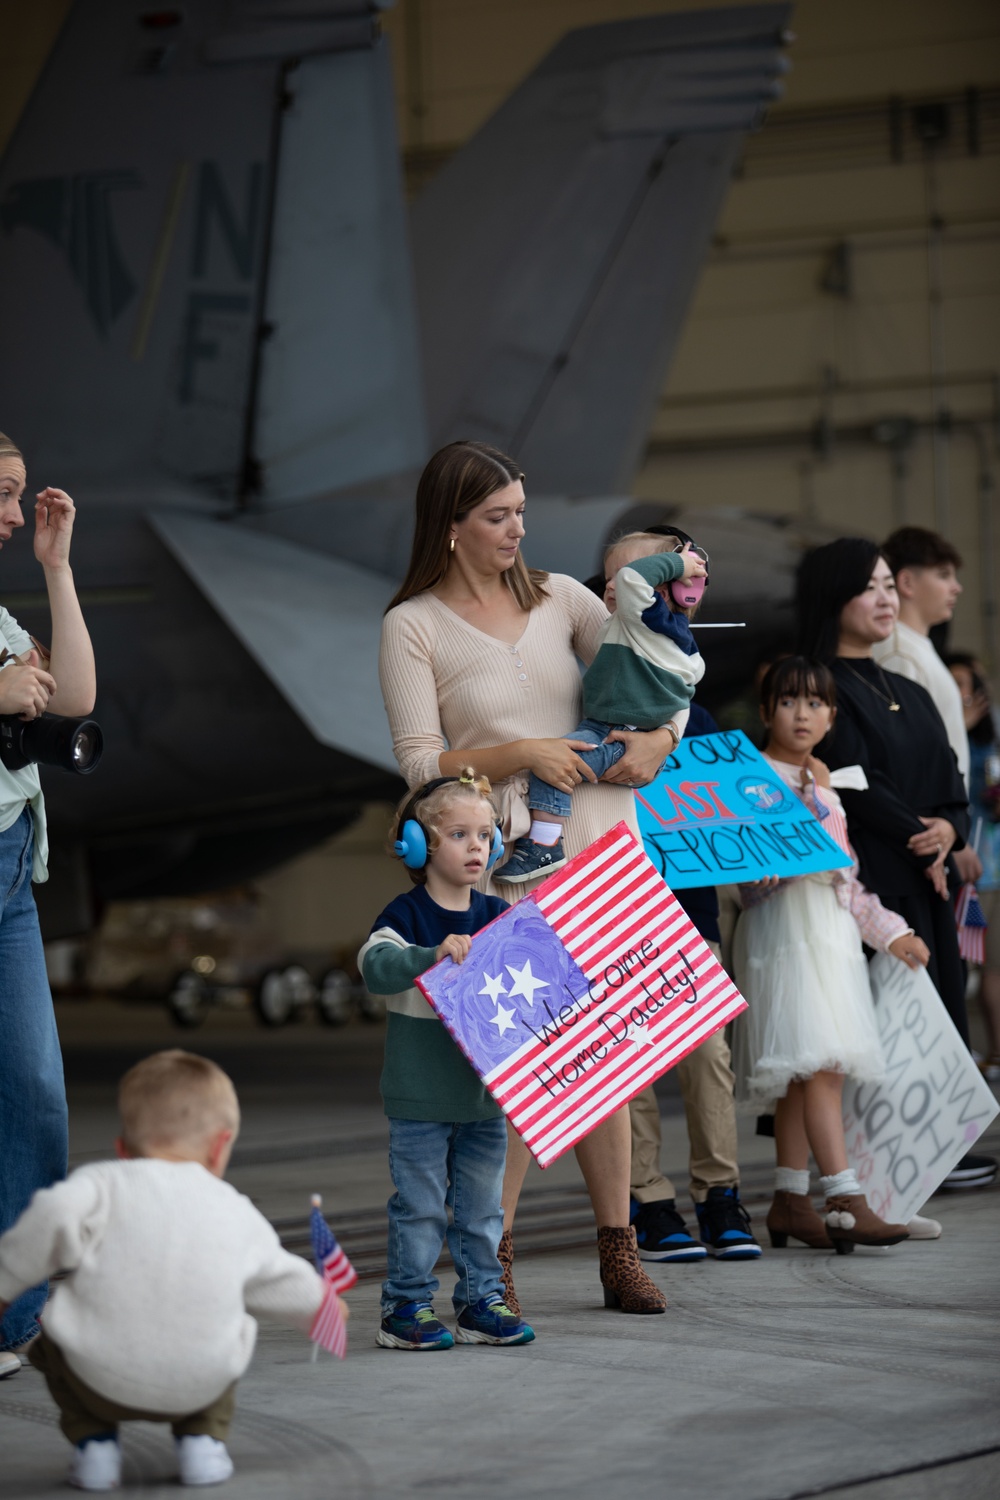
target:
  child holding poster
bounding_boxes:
[731,657,930,1254]
[495,535,707,883]
[358,770,535,1351]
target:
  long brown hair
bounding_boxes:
[386,440,549,613]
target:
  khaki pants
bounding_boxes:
[629,943,740,1205]
[29,1334,236,1447]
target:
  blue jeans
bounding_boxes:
[528,717,654,818]
[0,810,68,1350]
[382,1116,507,1316]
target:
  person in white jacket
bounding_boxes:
[0,1050,348,1492]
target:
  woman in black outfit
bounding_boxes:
[796,538,970,1036]
[797,539,996,1190]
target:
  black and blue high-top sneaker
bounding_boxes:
[695,1186,762,1259]
[494,836,566,884]
[630,1196,707,1262]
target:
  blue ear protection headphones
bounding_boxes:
[393,776,505,872]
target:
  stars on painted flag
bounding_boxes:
[488,1003,518,1037]
[623,1022,654,1053]
[505,958,548,1008]
[478,972,508,1003]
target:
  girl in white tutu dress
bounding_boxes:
[731,657,929,1253]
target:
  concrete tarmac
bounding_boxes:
[2,1000,999,1500]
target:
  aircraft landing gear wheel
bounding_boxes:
[168,970,209,1029]
[255,965,311,1026]
[317,968,352,1026]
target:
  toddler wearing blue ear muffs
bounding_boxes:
[357,768,535,1352]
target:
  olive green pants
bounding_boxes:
[29,1333,236,1446]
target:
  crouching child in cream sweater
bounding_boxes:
[0,1050,349,1492]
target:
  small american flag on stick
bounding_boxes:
[308,1195,357,1359]
[418,823,748,1168]
[956,883,987,965]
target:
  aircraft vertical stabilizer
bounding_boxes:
[0,1,423,502]
[412,5,792,495]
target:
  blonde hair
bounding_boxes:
[604,531,677,572]
[118,1050,240,1154]
[393,767,499,885]
[0,432,24,464]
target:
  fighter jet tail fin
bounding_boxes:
[412,4,792,494]
[0,3,426,504]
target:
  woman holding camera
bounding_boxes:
[0,431,95,1375]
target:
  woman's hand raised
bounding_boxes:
[33,488,77,573]
[525,739,599,796]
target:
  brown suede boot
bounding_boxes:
[824,1194,910,1254]
[597,1226,667,1313]
[498,1229,521,1317]
[766,1191,833,1250]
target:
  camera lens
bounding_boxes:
[70,724,101,773]
[0,713,103,774]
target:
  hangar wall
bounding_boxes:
[287,0,999,958]
[5,1,998,965]
[384,0,1000,671]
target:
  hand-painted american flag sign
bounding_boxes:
[417,823,748,1168]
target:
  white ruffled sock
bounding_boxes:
[819,1169,861,1199]
[774,1167,810,1196]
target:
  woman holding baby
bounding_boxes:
[378,439,683,1316]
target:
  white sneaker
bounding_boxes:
[906,1213,942,1240]
[176,1435,235,1486]
[68,1438,122,1491]
[0,1349,20,1379]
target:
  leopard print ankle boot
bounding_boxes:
[498,1229,521,1317]
[597,1225,667,1313]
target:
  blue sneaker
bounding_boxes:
[695,1187,762,1260]
[630,1197,707,1263]
[455,1295,535,1345]
[494,837,566,884]
[376,1301,455,1350]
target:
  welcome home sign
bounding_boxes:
[417,824,748,1167]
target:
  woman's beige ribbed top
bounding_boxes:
[378,574,640,892]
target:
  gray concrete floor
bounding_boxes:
[2,998,999,1500]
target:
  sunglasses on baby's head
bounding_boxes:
[667,539,710,570]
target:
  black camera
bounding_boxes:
[0,713,103,775]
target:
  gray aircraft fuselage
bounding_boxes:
[0,1,793,934]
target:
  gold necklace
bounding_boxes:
[841,660,901,711]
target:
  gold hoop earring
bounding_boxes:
[449,538,455,553]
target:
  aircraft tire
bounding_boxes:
[255,966,311,1026]
[167,970,209,1029]
[317,968,353,1026]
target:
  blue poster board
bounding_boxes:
[634,730,851,889]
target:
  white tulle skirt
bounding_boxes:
[731,876,886,1111]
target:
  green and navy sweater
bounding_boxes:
[582,551,705,729]
[358,885,508,1122]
